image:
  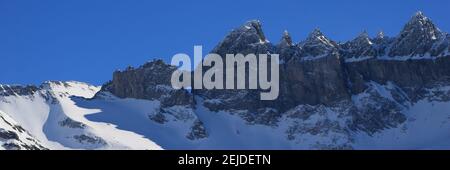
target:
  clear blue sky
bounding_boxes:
[1,0,449,85]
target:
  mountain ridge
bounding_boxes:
[2,11,450,150]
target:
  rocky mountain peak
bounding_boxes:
[372,30,395,46]
[359,30,369,37]
[242,20,268,43]
[410,11,428,24]
[341,31,377,59]
[389,11,443,57]
[212,20,272,55]
[310,28,323,36]
[353,30,373,46]
[101,58,194,107]
[405,11,441,37]
[302,28,336,48]
[298,28,337,57]
[141,59,170,68]
[278,30,293,47]
[276,30,298,62]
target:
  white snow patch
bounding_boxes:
[345,56,374,62]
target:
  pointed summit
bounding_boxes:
[341,30,377,59]
[412,11,426,21]
[376,31,385,39]
[244,20,262,28]
[279,30,293,47]
[307,28,326,41]
[212,20,271,55]
[402,11,441,39]
[373,30,393,45]
[352,30,373,45]
[241,20,268,43]
[389,11,444,57]
[298,28,337,57]
[310,28,323,37]
[303,28,335,48]
[358,30,369,39]
[277,30,297,62]
[283,30,292,41]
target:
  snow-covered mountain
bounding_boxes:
[2,11,450,150]
[0,81,161,150]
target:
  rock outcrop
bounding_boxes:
[101,59,195,108]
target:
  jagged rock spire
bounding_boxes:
[389,11,444,56]
[341,30,377,59]
[359,30,369,38]
[242,20,268,43]
[277,30,297,62]
[353,30,373,45]
[297,28,337,57]
[279,30,293,47]
[403,11,441,38]
[310,28,323,37]
[212,20,271,55]
[376,31,385,39]
[302,28,335,48]
[307,28,325,40]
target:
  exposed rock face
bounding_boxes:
[0,85,39,96]
[211,20,273,56]
[101,59,194,107]
[0,129,19,140]
[102,11,450,113]
[198,25,350,113]
[59,118,86,129]
[186,120,208,140]
[277,30,297,62]
[297,29,338,58]
[389,11,446,57]
[281,30,349,107]
[345,57,450,95]
[100,11,450,145]
[347,82,408,134]
[73,134,106,145]
[283,53,350,106]
[193,20,278,112]
[341,31,377,59]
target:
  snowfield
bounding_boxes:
[0,81,161,150]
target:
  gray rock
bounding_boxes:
[0,128,19,140]
[2,143,21,150]
[389,11,445,57]
[340,31,378,59]
[148,110,168,124]
[59,118,86,129]
[297,28,338,58]
[186,119,208,140]
[211,20,273,56]
[101,59,195,108]
[0,85,39,97]
[73,134,106,145]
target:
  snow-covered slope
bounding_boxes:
[0,81,161,150]
[0,110,46,150]
[354,85,450,149]
[2,80,450,150]
[79,82,450,149]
